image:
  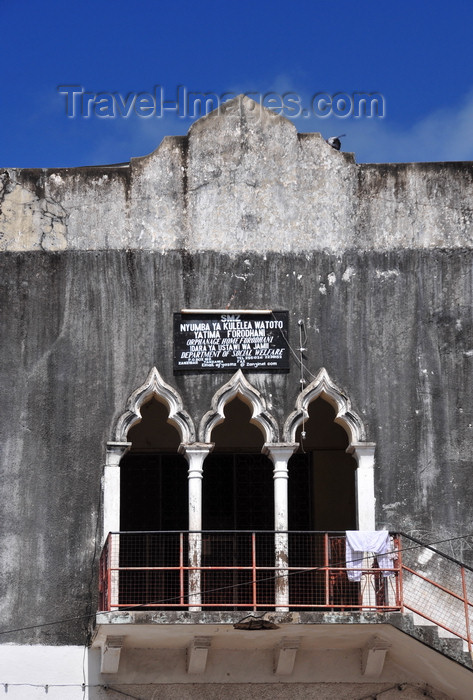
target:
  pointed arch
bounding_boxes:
[114,367,195,443]
[284,368,375,530]
[283,367,366,446]
[199,369,279,443]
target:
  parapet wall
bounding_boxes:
[1,96,473,253]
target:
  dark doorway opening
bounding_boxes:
[203,397,273,530]
[119,398,188,608]
[120,398,187,531]
[288,398,359,608]
[202,397,274,608]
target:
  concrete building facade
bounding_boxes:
[1,96,473,698]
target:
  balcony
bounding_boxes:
[99,530,401,612]
[97,531,473,654]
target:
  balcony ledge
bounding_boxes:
[93,610,412,649]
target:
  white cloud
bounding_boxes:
[296,87,473,163]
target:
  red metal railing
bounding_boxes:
[98,531,473,654]
[397,533,473,654]
[99,531,400,611]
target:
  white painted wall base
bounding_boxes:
[0,645,93,699]
[0,643,458,700]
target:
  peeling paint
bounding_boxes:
[327,272,336,286]
[342,266,356,281]
[375,269,400,279]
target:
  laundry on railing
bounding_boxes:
[345,530,394,582]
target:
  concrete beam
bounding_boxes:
[361,636,391,677]
[100,636,125,674]
[274,637,301,676]
[187,636,212,674]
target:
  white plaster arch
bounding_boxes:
[103,368,196,543]
[199,369,279,444]
[283,368,376,530]
[283,367,366,445]
[114,366,196,443]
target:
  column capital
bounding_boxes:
[179,442,214,459]
[106,441,132,466]
[346,442,376,460]
[262,443,299,463]
[180,443,214,485]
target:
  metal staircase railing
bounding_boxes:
[397,532,473,655]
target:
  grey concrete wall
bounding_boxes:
[1,248,473,643]
[1,97,473,645]
[1,96,473,253]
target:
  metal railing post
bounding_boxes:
[324,533,330,607]
[461,566,472,657]
[397,535,405,613]
[252,532,257,610]
[180,533,185,607]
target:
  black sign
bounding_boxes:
[173,311,289,372]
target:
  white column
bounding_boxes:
[103,442,131,610]
[347,442,377,608]
[263,443,298,611]
[179,443,214,611]
[103,442,131,542]
[347,442,376,531]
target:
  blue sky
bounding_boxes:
[2,0,473,167]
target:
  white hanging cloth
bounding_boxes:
[345,530,393,582]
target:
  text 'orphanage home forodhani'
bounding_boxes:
[1,96,473,699]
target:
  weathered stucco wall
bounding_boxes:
[1,248,473,643]
[1,97,473,649]
[1,97,473,253]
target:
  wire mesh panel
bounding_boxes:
[287,533,397,609]
[114,532,187,608]
[200,532,275,609]
[400,535,473,647]
[328,535,363,609]
[100,532,403,611]
[288,532,329,607]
